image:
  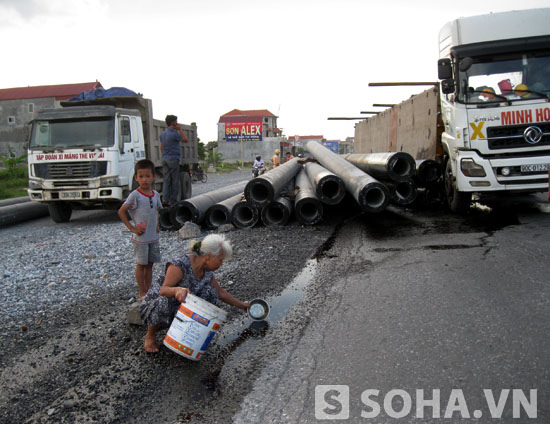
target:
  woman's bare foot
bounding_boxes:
[144,328,159,353]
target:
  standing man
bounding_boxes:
[160,115,188,206]
[271,148,281,168]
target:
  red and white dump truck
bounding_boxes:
[355,8,550,212]
[27,93,198,222]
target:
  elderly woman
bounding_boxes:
[140,234,249,353]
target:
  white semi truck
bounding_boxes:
[27,95,198,222]
[355,8,550,212]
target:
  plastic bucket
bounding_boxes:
[163,293,227,361]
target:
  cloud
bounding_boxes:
[0,0,109,26]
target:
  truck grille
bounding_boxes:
[34,161,108,179]
[487,123,550,149]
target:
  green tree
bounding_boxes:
[206,149,223,167]
[198,140,206,161]
[1,146,27,176]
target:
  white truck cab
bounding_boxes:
[438,8,550,211]
[27,96,197,222]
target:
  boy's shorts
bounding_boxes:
[133,241,161,265]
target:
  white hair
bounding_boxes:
[189,234,232,260]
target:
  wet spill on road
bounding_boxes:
[201,258,318,391]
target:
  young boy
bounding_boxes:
[118,159,162,300]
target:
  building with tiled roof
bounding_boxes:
[216,108,284,163]
[0,81,102,157]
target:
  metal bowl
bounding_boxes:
[248,298,270,321]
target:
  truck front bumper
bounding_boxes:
[456,152,550,193]
[28,187,124,202]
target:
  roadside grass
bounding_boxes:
[207,161,252,173]
[0,166,28,200]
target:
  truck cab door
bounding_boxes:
[118,115,135,187]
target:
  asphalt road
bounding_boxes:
[2,172,549,423]
[210,200,550,423]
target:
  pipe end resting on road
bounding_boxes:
[231,201,260,229]
[358,183,390,213]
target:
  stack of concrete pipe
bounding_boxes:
[158,142,439,231]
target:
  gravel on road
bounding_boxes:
[0,168,339,423]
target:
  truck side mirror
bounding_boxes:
[441,79,455,95]
[438,59,452,79]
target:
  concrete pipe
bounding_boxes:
[175,180,247,225]
[261,196,293,226]
[415,159,442,187]
[306,141,390,213]
[231,201,260,229]
[294,169,323,225]
[385,179,418,206]
[204,193,244,229]
[159,207,176,231]
[0,196,30,208]
[343,152,416,182]
[0,201,49,227]
[244,157,302,207]
[304,162,345,205]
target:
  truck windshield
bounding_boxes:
[30,117,115,149]
[457,50,550,104]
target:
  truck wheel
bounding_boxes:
[444,159,471,213]
[48,202,73,223]
[179,172,192,200]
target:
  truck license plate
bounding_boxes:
[520,163,550,173]
[61,191,81,199]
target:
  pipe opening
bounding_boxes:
[420,166,440,183]
[395,182,414,200]
[249,183,271,203]
[175,206,194,224]
[320,179,342,201]
[234,205,255,224]
[210,209,229,226]
[299,202,320,220]
[266,205,285,224]
[364,187,386,209]
[392,158,413,177]
[159,209,173,229]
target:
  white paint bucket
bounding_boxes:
[163,293,228,361]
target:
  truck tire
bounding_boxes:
[48,202,73,223]
[179,171,192,200]
[444,159,471,214]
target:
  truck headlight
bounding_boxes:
[461,158,486,177]
[100,176,121,187]
[28,179,42,189]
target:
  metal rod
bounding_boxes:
[368,82,438,86]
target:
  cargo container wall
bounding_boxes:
[354,86,442,161]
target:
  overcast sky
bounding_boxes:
[1,0,549,143]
